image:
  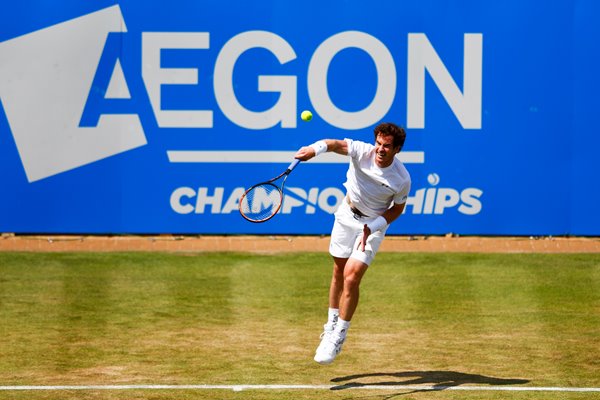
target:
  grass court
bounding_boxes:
[0,251,598,399]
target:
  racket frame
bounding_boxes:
[238,159,301,223]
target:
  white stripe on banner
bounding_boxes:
[166,151,425,164]
[1,384,599,392]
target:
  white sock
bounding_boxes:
[335,318,351,337]
[328,308,339,324]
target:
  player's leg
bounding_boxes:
[324,257,347,334]
[324,207,355,331]
[335,226,385,323]
[328,257,347,309]
[315,225,387,364]
[315,257,368,364]
[315,258,346,359]
[338,257,369,322]
[315,205,354,363]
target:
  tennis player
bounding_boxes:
[294,122,411,365]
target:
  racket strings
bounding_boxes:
[239,183,283,222]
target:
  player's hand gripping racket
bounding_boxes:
[239,159,301,223]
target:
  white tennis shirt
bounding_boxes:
[343,138,411,217]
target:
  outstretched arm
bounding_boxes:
[295,139,348,161]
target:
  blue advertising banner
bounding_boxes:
[0,0,598,235]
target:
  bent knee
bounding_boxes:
[343,270,365,289]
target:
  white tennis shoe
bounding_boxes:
[315,322,335,354]
[314,330,345,365]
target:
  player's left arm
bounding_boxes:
[381,202,406,225]
[358,202,406,251]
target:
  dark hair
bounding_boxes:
[374,122,406,150]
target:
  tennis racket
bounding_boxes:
[239,159,301,223]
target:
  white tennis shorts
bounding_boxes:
[329,200,388,266]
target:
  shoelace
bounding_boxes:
[318,334,344,357]
[326,332,344,347]
[320,323,335,339]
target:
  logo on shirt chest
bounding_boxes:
[379,182,396,194]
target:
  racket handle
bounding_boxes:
[287,158,301,172]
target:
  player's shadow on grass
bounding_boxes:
[330,370,529,394]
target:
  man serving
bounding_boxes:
[294,122,411,365]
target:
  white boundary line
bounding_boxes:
[1,384,599,392]
[166,150,425,164]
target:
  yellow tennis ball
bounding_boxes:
[301,110,313,122]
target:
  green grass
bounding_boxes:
[0,252,598,400]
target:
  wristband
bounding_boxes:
[309,140,327,156]
[367,216,387,233]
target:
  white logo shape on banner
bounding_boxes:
[0,5,146,182]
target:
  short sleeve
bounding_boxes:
[393,181,411,205]
[345,138,372,161]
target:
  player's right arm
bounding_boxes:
[295,139,348,161]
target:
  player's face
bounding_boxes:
[374,134,400,168]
